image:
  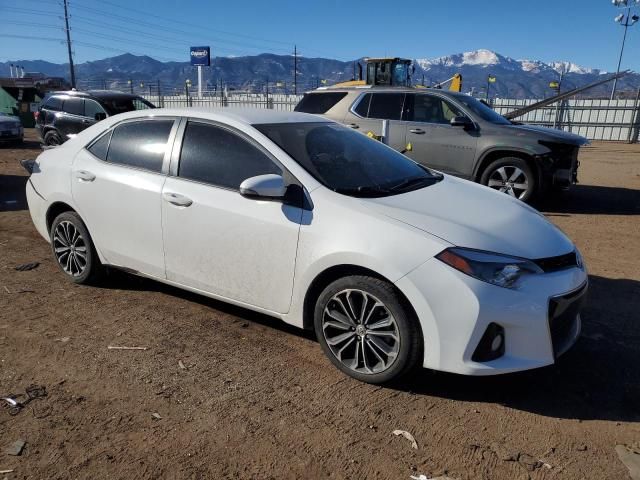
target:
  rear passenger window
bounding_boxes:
[85,100,106,119]
[353,93,371,117]
[88,130,112,160]
[106,120,173,172]
[64,98,85,116]
[294,92,347,114]
[44,96,63,111]
[367,93,404,120]
[179,121,281,190]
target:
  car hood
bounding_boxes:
[505,123,589,146]
[365,175,575,260]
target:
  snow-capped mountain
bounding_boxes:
[1,49,634,99]
[412,49,621,97]
[416,49,600,76]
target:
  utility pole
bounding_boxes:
[293,45,299,95]
[63,0,76,88]
[611,6,639,100]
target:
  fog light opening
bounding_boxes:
[472,323,505,362]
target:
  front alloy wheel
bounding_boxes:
[314,275,422,384]
[322,289,400,374]
[487,166,529,199]
[480,157,537,203]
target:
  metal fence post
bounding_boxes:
[627,87,640,143]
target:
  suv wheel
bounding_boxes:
[44,130,63,146]
[480,157,537,202]
[314,275,422,384]
[50,212,104,284]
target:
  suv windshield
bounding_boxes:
[254,122,442,197]
[99,97,154,115]
[455,95,511,125]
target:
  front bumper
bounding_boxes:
[396,257,588,375]
[539,144,581,189]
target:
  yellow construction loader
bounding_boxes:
[332,57,462,92]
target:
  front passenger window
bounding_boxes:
[404,94,464,124]
[178,121,281,189]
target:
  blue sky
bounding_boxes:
[0,0,638,71]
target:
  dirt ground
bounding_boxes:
[1,130,639,480]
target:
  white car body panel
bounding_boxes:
[72,148,168,278]
[26,107,587,377]
[162,175,303,313]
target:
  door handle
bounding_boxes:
[163,192,193,207]
[75,170,96,182]
[346,123,360,129]
[409,128,425,134]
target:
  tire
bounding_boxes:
[313,275,422,384]
[44,130,63,146]
[480,157,537,203]
[50,211,104,285]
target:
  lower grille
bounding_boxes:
[548,283,587,357]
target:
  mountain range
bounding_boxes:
[2,49,638,99]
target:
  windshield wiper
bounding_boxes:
[387,175,439,193]
[334,185,392,197]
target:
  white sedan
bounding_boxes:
[24,108,587,384]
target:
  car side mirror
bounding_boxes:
[450,116,473,128]
[239,174,287,200]
[94,112,107,121]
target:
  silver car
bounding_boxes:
[295,88,589,203]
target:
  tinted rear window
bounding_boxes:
[353,94,371,117]
[294,92,347,114]
[106,120,173,172]
[367,93,405,120]
[88,130,112,161]
[44,96,63,111]
[64,98,85,116]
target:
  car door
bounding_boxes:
[342,92,407,151]
[161,119,303,314]
[72,117,177,278]
[402,93,478,177]
[55,97,90,140]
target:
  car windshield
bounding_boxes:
[99,97,155,115]
[254,122,442,197]
[455,95,512,125]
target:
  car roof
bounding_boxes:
[110,107,330,125]
[310,86,469,98]
[47,90,143,100]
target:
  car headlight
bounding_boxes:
[436,247,544,289]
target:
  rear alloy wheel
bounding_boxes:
[44,130,62,146]
[50,212,103,284]
[480,157,537,203]
[314,276,421,384]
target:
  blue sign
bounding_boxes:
[190,46,210,66]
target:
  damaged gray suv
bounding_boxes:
[295,88,589,203]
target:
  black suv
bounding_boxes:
[36,90,155,146]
